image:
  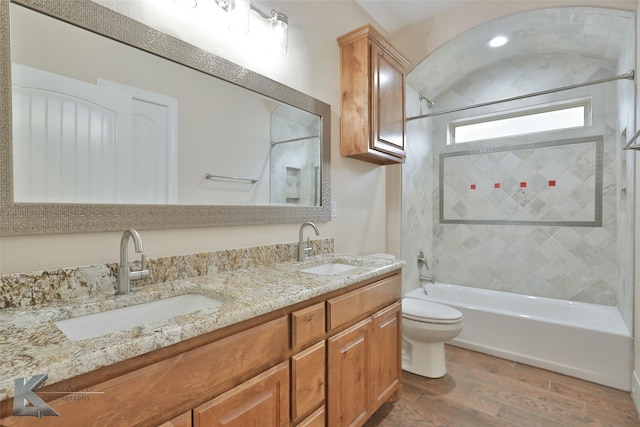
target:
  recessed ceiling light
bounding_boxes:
[487,35,510,48]
[174,0,197,8]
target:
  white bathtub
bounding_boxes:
[404,283,632,390]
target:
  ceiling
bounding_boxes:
[412,7,634,99]
[355,2,635,101]
[355,0,470,33]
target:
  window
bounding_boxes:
[450,99,590,144]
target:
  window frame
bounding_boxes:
[448,97,592,144]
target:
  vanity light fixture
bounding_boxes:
[487,34,510,48]
[174,0,197,7]
[268,10,288,55]
[214,0,289,55]
[215,0,250,34]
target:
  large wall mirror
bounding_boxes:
[0,0,331,236]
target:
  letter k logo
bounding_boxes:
[13,374,60,418]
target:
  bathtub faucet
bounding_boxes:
[417,251,435,284]
[420,274,435,284]
[417,251,428,270]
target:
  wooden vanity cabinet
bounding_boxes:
[0,317,289,427]
[338,25,410,165]
[0,272,401,427]
[326,274,403,427]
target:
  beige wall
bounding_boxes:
[634,0,640,408]
[0,1,399,274]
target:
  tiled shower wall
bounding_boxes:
[404,52,634,328]
[615,21,635,328]
[270,105,321,206]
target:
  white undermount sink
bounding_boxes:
[55,294,223,341]
[299,263,358,275]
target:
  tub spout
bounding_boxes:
[420,274,435,284]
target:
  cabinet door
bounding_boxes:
[327,318,372,427]
[371,43,406,159]
[193,362,289,427]
[371,302,402,410]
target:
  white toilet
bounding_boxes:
[401,298,463,378]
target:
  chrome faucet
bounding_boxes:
[116,228,150,295]
[298,222,320,261]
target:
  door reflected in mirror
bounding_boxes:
[10,3,321,207]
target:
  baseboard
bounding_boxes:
[632,371,640,416]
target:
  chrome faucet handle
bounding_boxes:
[304,238,313,256]
[140,254,150,278]
[131,254,150,282]
[417,251,429,270]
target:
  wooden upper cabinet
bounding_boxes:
[338,25,410,165]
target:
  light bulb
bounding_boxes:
[487,35,510,48]
[270,10,288,55]
[228,0,250,34]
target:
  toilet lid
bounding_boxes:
[402,298,463,324]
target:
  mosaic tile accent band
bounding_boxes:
[439,136,603,226]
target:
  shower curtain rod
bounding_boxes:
[271,134,320,146]
[406,70,635,121]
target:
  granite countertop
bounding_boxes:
[0,253,404,400]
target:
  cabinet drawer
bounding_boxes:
[296,406,325,427]
[291,341,326,423]
[327,274,401,331]
[291,302,325,350]
[193,361,289,427]
[158,411,192,427]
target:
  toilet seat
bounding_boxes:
[402,298,463,324]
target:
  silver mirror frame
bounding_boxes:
[0,0,331,236]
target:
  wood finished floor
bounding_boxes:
[364,345,640,427]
